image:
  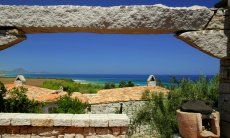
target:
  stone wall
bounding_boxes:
[0,113,130,138]
[0,5,229,59]
[90,101,146,119]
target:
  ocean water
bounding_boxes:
[4,74,215,86]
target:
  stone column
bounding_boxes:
[219,58,230,137]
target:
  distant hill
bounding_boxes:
[0,68,49,75]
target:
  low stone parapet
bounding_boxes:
[0,113,130,138]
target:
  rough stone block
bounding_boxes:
[0,29,26,51]
[72,114,90,127]
[83,128,95,136]
[221,121,230,138]
[64,134,75,138]
[7,126,21,134]
[89,114,108,127]
[0,126,6,134]
[2,134,30,138]
[95,127,111,135]
[36,127,55,136]
[0,113,19,126]
[177,30,229,59]
[120,127,129,135]
[19,126,28,134]
[117,135,126,138]
[27,126,39,134]
[86,134,115,138]
[64,127,83,134]
[11,114,31,126]
[108,114,129,127]
[220,83,230,94]
[111,127,120,136]
[0,5,213,34]
[31,135,56,138]
[54,114,73,126]
[75,134,84,138]
[30,114,56,126]
[58,135,65,138]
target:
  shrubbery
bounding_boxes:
[132,75,219,137]
[50,95,89,114]
[119,80,135,88]
[104,82,116,89]
[0,81,7,112]
[0,84,43,113]
[42,79,104,94]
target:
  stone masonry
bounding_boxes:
[0,5,229,59]
[0,113,129,138]
[0,113,130,138]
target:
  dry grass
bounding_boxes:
[0,77,56,87]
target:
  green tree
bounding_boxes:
[104,82,116,89]
[0,81,7,112]
[50,95,89,114]
[119,80,127,88]
[3,87,43,113]
[127,81,135,87]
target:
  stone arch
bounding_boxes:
[0,4,227,59]
[0,4,230,136]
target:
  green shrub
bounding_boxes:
[3,87,43,113]
[119,80,135,88]
[132,75,219,137]
[127,81,135,87]
[0,81,6,112]
[119,80,127,88]
[50,95,89,114]
[42,79,104,94]
[104,82,116,89]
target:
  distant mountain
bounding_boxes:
[10,68,30,74]
[0,68,49,75]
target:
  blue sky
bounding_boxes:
[0,0,219,75]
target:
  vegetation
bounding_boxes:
[0,81,7,112]
[0,85,43,113]
[43,79,136,93]
[131,75,219,137]
[50,95,89,114]
[42,79,104,94]
[119,80,135,88]
[104,82,116,89]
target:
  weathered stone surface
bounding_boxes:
[85,134,117,138]
[206,9,230,30]
[72,114,90,127]
[177,30,229,58]
[30,114,56,127]
[89,114,108,127]
[108,114,129,127]
[219,94,230,122]
[75,134,84,138]
[11,114,31,126]
[0,5,213,34]
[0,29,25,51]
[2,134,30,138]
[0,113,19,126]
[53,114,73,126]
[63,134,75,138]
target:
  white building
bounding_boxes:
[14,75,26,87]
[147,75,156,86]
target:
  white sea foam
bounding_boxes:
[73,79,89,84]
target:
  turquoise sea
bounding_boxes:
[3,74,215,86]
